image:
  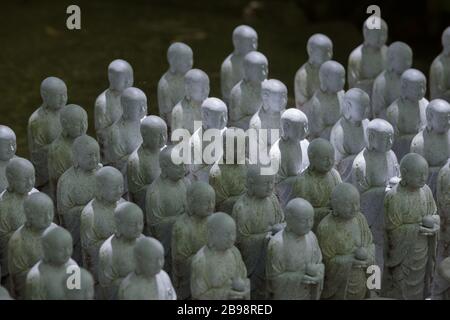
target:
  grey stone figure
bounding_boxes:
[266,198,324,300]
[430,27,450,102]
[191,212,250,300]
[317,183,375,300]
[229,51,268,130]
[28,77,67,193]
[118,237,176,300]
[330,88,370,182]
[221,25,258,105]
[411,99,450,197]
[308,60,345,140]
[127,116,167,211]
[57,135,101,264]
[350,119,400,270]
[98,201,144,300]
[172,69,210,135]
[0,125,17,194]
[63,267,94,300]
[172,182,215,299]
[25,226,78,300]
[382,153,439,300]
[386,68,429,161]
[372,42,413,119]
[8,192,56,300]
[95,59,133,163]
[48,104,88,203]
[158,42,193,128]
[232,165,285,299]
[0,265,12,299]
[294,33,333,109]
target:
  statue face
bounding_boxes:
[0,136,16,161]
[288,210,314,236]
[108,68,132,92]
[185,78,209,103]
[334,195,359,220]
[76,145,100,171]
[191,193,215,218]
[282,119,308,141]
[363,24,388,48]
[10,170,35,194]
[320,63,345,93]
[429,110,450,133]
[310,147,334,173]
[143,127,165,149]
[210,222,236,251]
[169,48,193,75]
[308,44,332,66]
[118,215,143,240]
[162,160,185,181]
[245,61,268,83]
[388,47,412,75]
[368,130,393,152]
[44,88,67,110]
[343,99,367,122]
[45,236,73,265]
[100,179,123,203]
[261,89,287,113]
[401,77,426,101]
[63,118,88,138]
[28,207,52,231]
[249,174,274,198]
[202,108,227,130]
[402,162,428,189]
[235,36,257,55]
[139,249,164,278]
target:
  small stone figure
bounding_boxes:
[171,69,210,135]
[118,237,176,300]
[382,153,439,300]
[28,77,67,192]
[8,192,56,299]
[158,42,193,128]
[191,212,250,300]
[430,27,450,102]
[221,25,258,105]
[317,183,375,300]
[372,42,413,119]
[229,51,268,130]
[127,115,167,211]
[57,135,101,264]
[232,165,284,299]
[98,202,144,300]
[0,125,17,194]
[330,88,370,182]
[294,33,333,109]
[266,198,324,300]
[63,267,94,300]
[386,68,429,161]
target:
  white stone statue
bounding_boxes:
[0,125,17,194]
[430,27,450,102]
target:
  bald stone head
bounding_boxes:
[95,166,124,203]
[60,104,88,139]
[307,33,333,67]
[247,164,275,198]
[442,27,450,55]
[167,42,193,75]
[160,145,186,181]
[285,198,314,236]
[308,138,334,173]
[6,157,35,194]
[121,87,147,121]
[135,237,164,277]
[331,183,360,220]
[342,88,370,123]
[387,42,413,75]
[141,115,167,150]
[187,181,215,218]
[400,69,427,101]
[40,77,67,111]
[64,267,94,300]
[426,99,450,133]
[0,125,16,161]
[201,97,228,130]
[261,79,288,113]
[184,69,210,103]
[367,119,394,152]
[400,153,429,189]
[42,226,73,265]
[363,17,388,48]
[115,201,143,240]
[281,108,308,141]
[72,135,100,171]
[319,60,345,93]
[243,51,268,83]
[232,25,258,55]
[24,192,54,232]
[207,212,236,251]
[108,59,134,92]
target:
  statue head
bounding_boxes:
[114,202,144,241]
[201,97,228,130]
[187,181,215,218]
[281,108,308,141]
[366,119,394,152]
[207,212,236,252]
[42,226,73,266]
[0,125,16,161]
[307,138,334,174]
[184,69,210,104]
[24,192,53,232]
[160,145,186,182]
[60,105,88,139]
[64,267,94,300]
[134,237,164,278]
[342,88,370,123]
[387,42,413,75]
[442,26,450,56]
[232,25,258,56]
[167,42,193,75]
[72,135,100,171]
[141,115,167,150]
[121,87,147,121]
[285,198,314,236]
[400,69,426,101]
[261,79,287,113]
[307,33,333,67]
[246,164,275,198]
[426,99,450,134]
[222,127,246,164]
[107,59,134,92]
[6,157,35,195]
[319,60,345,93]
[95,166,124,203]
[331,183,360,221]
[362,17,388,48]
[40,77,67,111]
[400,153,428,189]
[243,51,268,83]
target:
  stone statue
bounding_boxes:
[308,60,345,140]
[28,76,67,193]
[57,135,101,264]
[191,212,250,300]
[158,42,193,128]
[436,257,450,299]
[171,69,210,135]
[127,115,167,211]
[48,104,88,202]
[294,33,333,109]
[317,183,375,300]
[0,125,17,194]
[95,59,133,163]
[430,27,450,102]
[386,68,429,161]
[289,138,342,232]
[0,265,12,300]
[229,51,268,130]
[266,198,324,300]
[372,42,413,119]
[330,88,370,182]
[25,226,78,300]
[98,201,144,300]
[0,158,36,282]
[221,25,258,105]
[64,267,94,300]
[350,119,399,269]
[8,192,56,299]
[118,237,176,300]
[232,165,285,299]
[172,181,215,299]
[382,153,439,299]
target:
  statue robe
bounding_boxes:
[47,135,74,203]
[118,271,176,300]
[430,54,450,102]
[372,70,402,119]
[309,90,345,140]
[158,71,185,128]
[221,53,245,105]
[294,62,320,111]
[229,80,262,130]
[0,158,16,194]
